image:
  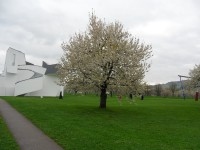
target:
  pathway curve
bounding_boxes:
[0,99,64,150]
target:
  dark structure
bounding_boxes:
[42,61,58,75]
[26,61,34,65]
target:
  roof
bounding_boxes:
[42,61,58,75]
[26,61,34,65]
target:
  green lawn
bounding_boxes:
[3,95,200,150]
[0,117,19,150]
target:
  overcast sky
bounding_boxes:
[0,0,200,84]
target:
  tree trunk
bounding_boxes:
[129,93,132,99]
[99,84,107,108]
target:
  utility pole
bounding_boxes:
[178,75,191,100]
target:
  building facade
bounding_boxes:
[0,47,64,97]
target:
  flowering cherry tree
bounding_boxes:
[58,13,152,108]
[189,64,200,88]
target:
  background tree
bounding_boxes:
[169,82,177,96]
[189,64,200,88]
[57,13,152,108]
[144,84,153,96]
[154,84,162,96]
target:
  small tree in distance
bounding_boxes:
[57,12,152,108]
[189,64,200,88]
[154,84,162,96]
[169,82,177,96]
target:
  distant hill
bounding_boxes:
[161,80,189,90]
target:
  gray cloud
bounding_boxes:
[0,0,200,84]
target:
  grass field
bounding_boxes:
[0,116,19,150]
[3,95,200,150]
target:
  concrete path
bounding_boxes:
[0,99,63,150]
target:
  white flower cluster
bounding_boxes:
[57,13,152,99]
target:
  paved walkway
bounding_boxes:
[0,99,63,150]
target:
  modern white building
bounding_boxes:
[0,47,64,97]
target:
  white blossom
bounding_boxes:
[57,13,152,108]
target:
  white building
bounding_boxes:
[0,47,64,97]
